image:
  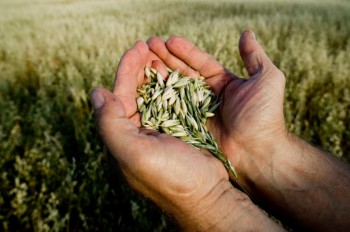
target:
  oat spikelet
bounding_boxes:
[137,68,238,179]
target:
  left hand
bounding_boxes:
[90,41,242,230]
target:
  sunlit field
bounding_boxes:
[1,0,349,231]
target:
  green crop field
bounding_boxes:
[1,0,349,231]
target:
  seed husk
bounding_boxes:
[137,68,237,179]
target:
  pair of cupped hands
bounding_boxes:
[91,30,287,230]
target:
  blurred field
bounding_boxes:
[0,0,349,231]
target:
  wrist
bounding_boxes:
[174,180,282,231]
[239,131,334,192]
[236,129,293,191]
[237,131,350,231]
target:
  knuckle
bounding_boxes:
[166,35,185,48]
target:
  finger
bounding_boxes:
[113,46,141,97]
[147,36,199,77]
[91,87,127,121]
[151,60,169,79]
[91,87,146,163]
[238,29,276,77]
[114,40,150,94]
[133,40,151,87]
[165,36,226,78]
[113,42,149,117]
[129,112,141,127]
[147,51,162,68]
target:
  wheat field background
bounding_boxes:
[1,0,349,231]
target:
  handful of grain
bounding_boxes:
[137,67,237,179]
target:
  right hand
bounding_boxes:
[147,30,350,232]
[147,30,287,187]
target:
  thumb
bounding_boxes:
[239,29,274,77]
[90,87,141,160]
[90,87,162,188]
[90,87,126,119]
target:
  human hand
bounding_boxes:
[147,30,287,190]
[90,41,282,231]
[147,30,350,232]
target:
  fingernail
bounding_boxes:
[91,89,105,110]
[250,30,256,40]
